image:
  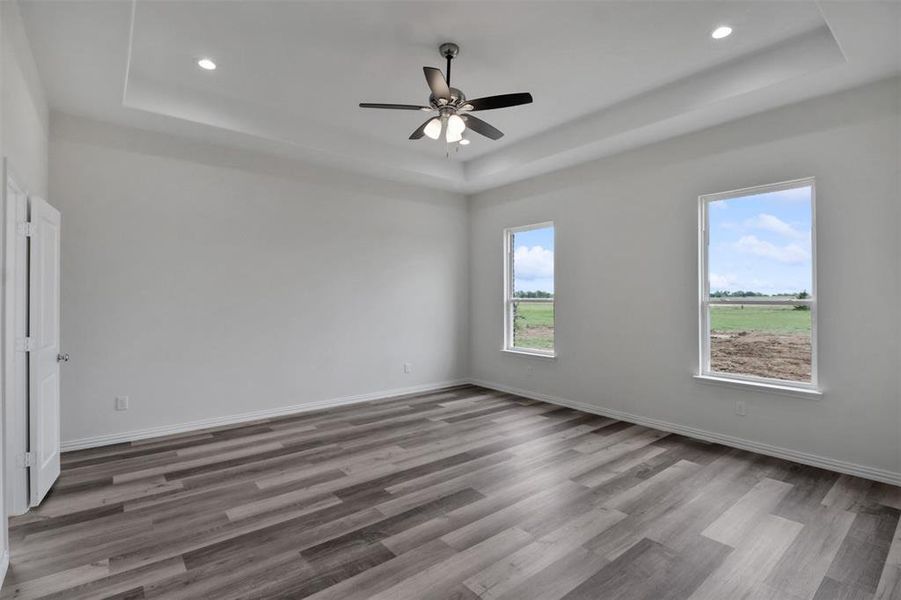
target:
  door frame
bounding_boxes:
[2,161,30,516]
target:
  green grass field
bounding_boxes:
[510,302,810,351]
[513,301,554,350]
[709,305,811,333]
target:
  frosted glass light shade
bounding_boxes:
[446,114,465,143]
[423,118,442,140]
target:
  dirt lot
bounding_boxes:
[515,325,554,350]
[710,330,811,382]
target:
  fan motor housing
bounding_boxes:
[430,87,466,109]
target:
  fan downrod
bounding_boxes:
[439,42,459,86]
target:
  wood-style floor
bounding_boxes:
[5,385,901,599]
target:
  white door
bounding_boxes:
[28,197,61,506]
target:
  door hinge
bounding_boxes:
[23,452,36,468]
[19,337,35,352]
[17,222,34,237]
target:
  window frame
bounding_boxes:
[698,177,818,391]
[503,221,556,358]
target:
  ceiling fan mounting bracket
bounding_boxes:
[439,42,460,59]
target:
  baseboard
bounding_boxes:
[61,379,469,452]
[469,378,901,487]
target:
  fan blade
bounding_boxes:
[409,117,436,140]
[463,92,533,112]
[462,115,504,140]
[423,67,451,101]
[360,103,431,111]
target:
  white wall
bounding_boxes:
[50,114,469,446]
[0,0,49,562]
[1,0,48,197]
[469,78,901,481]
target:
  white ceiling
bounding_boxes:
[19,1,901,193]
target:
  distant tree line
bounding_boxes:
[710,290,809,299]
[709,290,811,311]
[513,290,553,298]
[709,290,768,298]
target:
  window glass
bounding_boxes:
[702,182,815,386]
[708,186,813,297]
[506,224,555,354]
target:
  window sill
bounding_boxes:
[694,374,822,399]
[501,348,557,360]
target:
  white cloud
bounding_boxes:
[744,213,806,240]
[709,272,737,289]
[734,235,810,264]
[514,245,554,280]
[710,273,781,293]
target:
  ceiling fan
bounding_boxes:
[359,42,533,145]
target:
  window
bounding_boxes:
[699,179,816,389]
[504,222,555,356]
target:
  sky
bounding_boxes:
[513,225,554,293]
[708,185,812,295]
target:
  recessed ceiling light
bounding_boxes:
[197,58,217,71]
[711,26,733,40]
[459,138,470,146]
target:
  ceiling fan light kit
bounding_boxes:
[423,117,443,140]
[359,42,533,147]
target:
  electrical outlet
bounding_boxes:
[735,400,747,416]
[403,362,412,374]
[115,396,129,411]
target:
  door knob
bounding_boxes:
[57,353,69,362]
